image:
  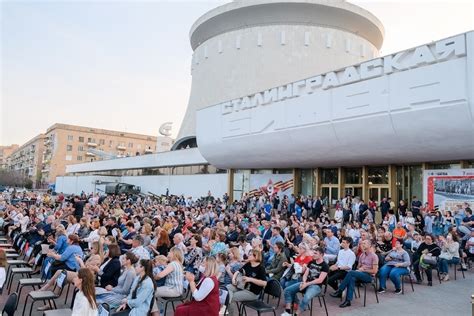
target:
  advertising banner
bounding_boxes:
[424,169,474,213]
[248,174,294,198]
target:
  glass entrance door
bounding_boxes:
[369,187,390,203]
[321,186,339,207]
[345,186,363,198]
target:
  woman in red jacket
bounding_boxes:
[175,256,220,316]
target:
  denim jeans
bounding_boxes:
[283,282,321,312]
[280,278,299,289]
[378,265,408,290]
[438,257,460,274]
[338,271,373,301]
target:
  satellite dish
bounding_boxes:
[159,122,173,137]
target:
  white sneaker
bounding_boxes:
[281,312,292,316]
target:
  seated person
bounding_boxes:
[281,247,328,316]
[117,221,137,254]
[330,240,379,308]
[378,238,410,294]
[413,234,441,286]
[226,249,267,316]
[266,242,287,280]
[96,252,138,308]
[327,237,356,291]
[175,256,221,316]
[152,255,168,287]
[323,229,340,263]
[98,244,122,288]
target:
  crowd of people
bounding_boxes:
[0,188,473,316]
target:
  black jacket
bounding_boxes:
[99,257,121,288]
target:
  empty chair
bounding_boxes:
[2,292,18,316]
[22,269,69,316]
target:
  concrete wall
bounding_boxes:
[197,33,474,168]
[56,173,229,198]
[178,0,383,139]
[55,176,120,195]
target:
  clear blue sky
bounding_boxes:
[1,0,473,146]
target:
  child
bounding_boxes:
[216,253,227,285]
[153,255,168,287]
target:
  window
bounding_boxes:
[67,135,73,141]
[77,156,83,161]
[321,168,338,184]
[99,139,105,145]
[128,142,133,148]
[368,166,389,184]
[78,137,84,143]
[87,137,96,143]
[345,167,362,184]
[78,146,84,152]
[65,155,72,161]
[109,140,113,147]
[66,145,73,152]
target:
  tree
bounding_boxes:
[0,168,32,188]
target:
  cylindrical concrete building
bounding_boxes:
[176,0,384,146]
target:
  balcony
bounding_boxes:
[116,145,126,151]
[86,152,96,157]
[144,148,153,153]
[87,142,98,147]
[41,169,49,173]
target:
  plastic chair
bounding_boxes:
[22,269,69,316]
[162,284,190,316]
[1,292,18,316]
[355,278,379,307]
[241,279,281,316]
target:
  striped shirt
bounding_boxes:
[165,261,184,294]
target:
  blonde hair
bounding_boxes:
[155,255,168,264]
[203,256,219,278]
[98,227,107,237]
[142,223,152,236]
[91,241,104,261]
[229,247,241,261]
[169,247,184,265]
[250,249,263,263]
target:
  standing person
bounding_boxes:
[411,196,422,218]
[73,196,85,222]
[72,268,98,316]
[330,240,379,308]
[117,259,155,316]
[379,198,391,225]
[175,257,221,316]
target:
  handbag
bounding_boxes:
[420,254,437,267]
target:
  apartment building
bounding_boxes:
[0,144,19,169]
[40,124,167,186]
[7,135,45,186]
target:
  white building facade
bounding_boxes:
[57,1,474,207]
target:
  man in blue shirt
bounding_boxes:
[323,229,341,263]
[265,226,284,266]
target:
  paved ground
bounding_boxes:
[1,262,472,316]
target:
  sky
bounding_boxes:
[1,0,473,146]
